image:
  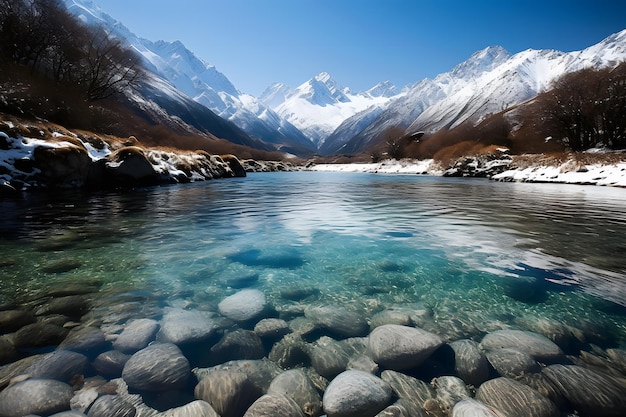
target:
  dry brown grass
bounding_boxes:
[510,151,626,170]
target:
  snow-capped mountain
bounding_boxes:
[64,0,316,155]
[261,73,398,147]
[62,0,626,156]
[322,31,626,155]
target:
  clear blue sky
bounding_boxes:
[97,0,626,96]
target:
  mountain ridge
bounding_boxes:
[64,0,626,157]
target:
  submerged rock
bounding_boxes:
[369,324,444,370]
[12,322,69,348]
[268,333,310,369]
[254,318,290,339]
[113,318,159,353]
[0,337,18,365]
[452,399,502,417]
[432,376,471,416]
[479,330,564,363]
[244,394,305,417]
[476,377,558,417]
[0,309,36,334]
[157,308,219,345]
[485,348,540,379]
[86,394,136,417]
[25,349,91,383]
[542,364,626,417]
[304,305,369,338]
[309,336,351,378]
[210,329,265,363]
[194,369,262,417]
[381,370,436,409]
[37,295,90,317]
[268,369,323,417]
[194,359,282,395]
[218,289,267,323]
[0,378,73,417]
[122,343,190,392]
[323,370,393,417]
[58,326,108,356]
[93,350,130,378]
[159,400,218,417]
[449,339,491,387]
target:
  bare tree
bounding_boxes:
[546,63,626,150]
[79,27,144,101]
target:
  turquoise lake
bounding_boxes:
[1,171,626,348]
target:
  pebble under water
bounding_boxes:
[0,171,625,417]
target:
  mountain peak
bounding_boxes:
[293,72,350,106]
[366,81,398,98]
[314,72,333,83]
[449,45,511,79]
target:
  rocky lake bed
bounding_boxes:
[0,279,625,417]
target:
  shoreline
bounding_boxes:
[308,156,626,188]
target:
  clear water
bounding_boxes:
[1,171,626,347]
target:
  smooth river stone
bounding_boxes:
[194,369,262,417]
[268,333,310,369]
[432,376,471,416]
[323,370,393,417]
[486,348,540,378]
[479,330,564,362]
[268,369,323,417]
[254,318,290,339]
[218,289,267,322]
[157,308,220,345]
[93,350,130,378]
[0,378,73,417]
[12,322,69,348]
[380,370,436,407]
[0,337,17,365]
[0,309,36,334]
[25,349,91,383]
[159,400,219,417]
[194,359,282,395]
[58,326,108,356]
[37,295,90,317]
[122,343,190,392]
[542,364,626,417]
[244,394,305,417]
[113,318,159,353]
[476,377,559,417]
[304,305,369,338]
[86,394,136,417]
[369,324,444,370]
[452,399,503,417]
[210,329,265,362]
[449,339,490,386]
[309,336,351,378]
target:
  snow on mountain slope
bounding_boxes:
[408,30,626,134]
[320,47,509,154]
[265,73,397,147]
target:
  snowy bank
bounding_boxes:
[310,159,438,175]
[0,122,245,193]
[309,156,626,187]
[492,161,626,187]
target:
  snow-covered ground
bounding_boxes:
[310,159,437,175]
[493,162,626,187]
[310,158,626,187]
